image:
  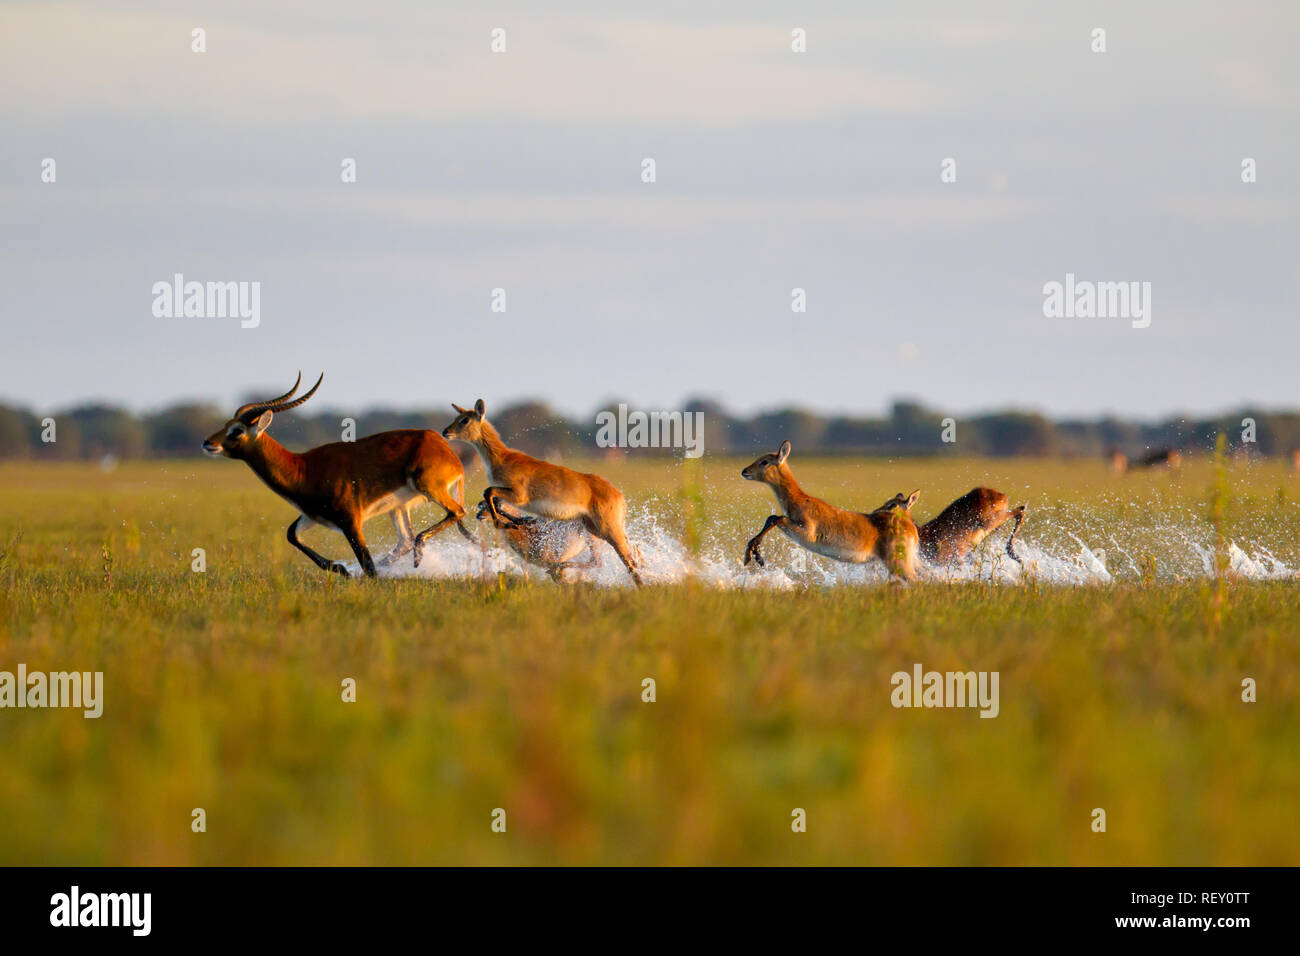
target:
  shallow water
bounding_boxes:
[362,501,1295,587]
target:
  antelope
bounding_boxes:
[442,400,644,585]
[1135,447,1182,469]
[476,500,597,582]
[202,372,472,577]
[1112,447,1182,473]
[740,440,920,580]
[876,487,1026,566]
[1292,448,1300,473]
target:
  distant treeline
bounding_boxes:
[0,397,1294,461]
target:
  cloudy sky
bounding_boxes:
[1,0,1296,419]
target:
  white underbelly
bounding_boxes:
[297,512,341,533]
[784,527,865,563]
[362,487,425,521]
[523,497,585,521]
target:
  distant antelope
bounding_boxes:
[203,373,471,577]
[1290,448,1300,473]
[1135,448,1181,469]
[443,400,644,585]
[877,487,1026,566]
[740,440,920,580]
[1112,447,1182,473]
[476,500,596,582]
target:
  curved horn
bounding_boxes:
[266,372,323,413]
[235,371,301,419]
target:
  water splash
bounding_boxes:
[362,500,1294,587]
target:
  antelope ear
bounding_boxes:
[474,399,486,418]
[905,489,920,510]
[777,440,791,464]
[253,409,273,435]
[452,403,469,414]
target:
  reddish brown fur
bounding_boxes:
[878,486,1026,566]
[740,441,920,580]
[443,400,643,585]
[204,375,468,577]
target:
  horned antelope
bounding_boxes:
[476,500,597,582]
[202,373,472,578]
[740,440,920,580]
[876,487,1026,566]
[442,400,644,586]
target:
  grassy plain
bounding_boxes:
[0,456,1297,864]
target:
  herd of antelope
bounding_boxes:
[202,373,1036,585]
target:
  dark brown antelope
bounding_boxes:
[1135,448,1182,469]
[740,440,920,580]
[442,400,643,585]
[202,373,471,577]
[877,487,1026,566]
[1111,447,1182,474]
[476,500,596,582]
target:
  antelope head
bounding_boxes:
[475,498,536,528]
[203,371,323,459]
[875,490,921,514]
[442,399,487,444]
[741,440,791,483]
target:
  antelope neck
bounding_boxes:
[769,466,806,512]
[470,422,511,469]
[245,435,308,498]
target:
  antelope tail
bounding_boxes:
[1005,505,1027,564]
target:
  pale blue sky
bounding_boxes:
[1,0,1296,418]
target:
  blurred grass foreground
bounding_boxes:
[0,456,1297,864]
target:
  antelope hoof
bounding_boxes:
[328,561,351,577]
[412,547,424,569]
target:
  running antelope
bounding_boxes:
[202,373,472,577]
[876,487,1026,566]
[740,440,921,580]
[476,500,596,582]
[442,400,644,585]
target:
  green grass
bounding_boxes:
[0,457,1297,864]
